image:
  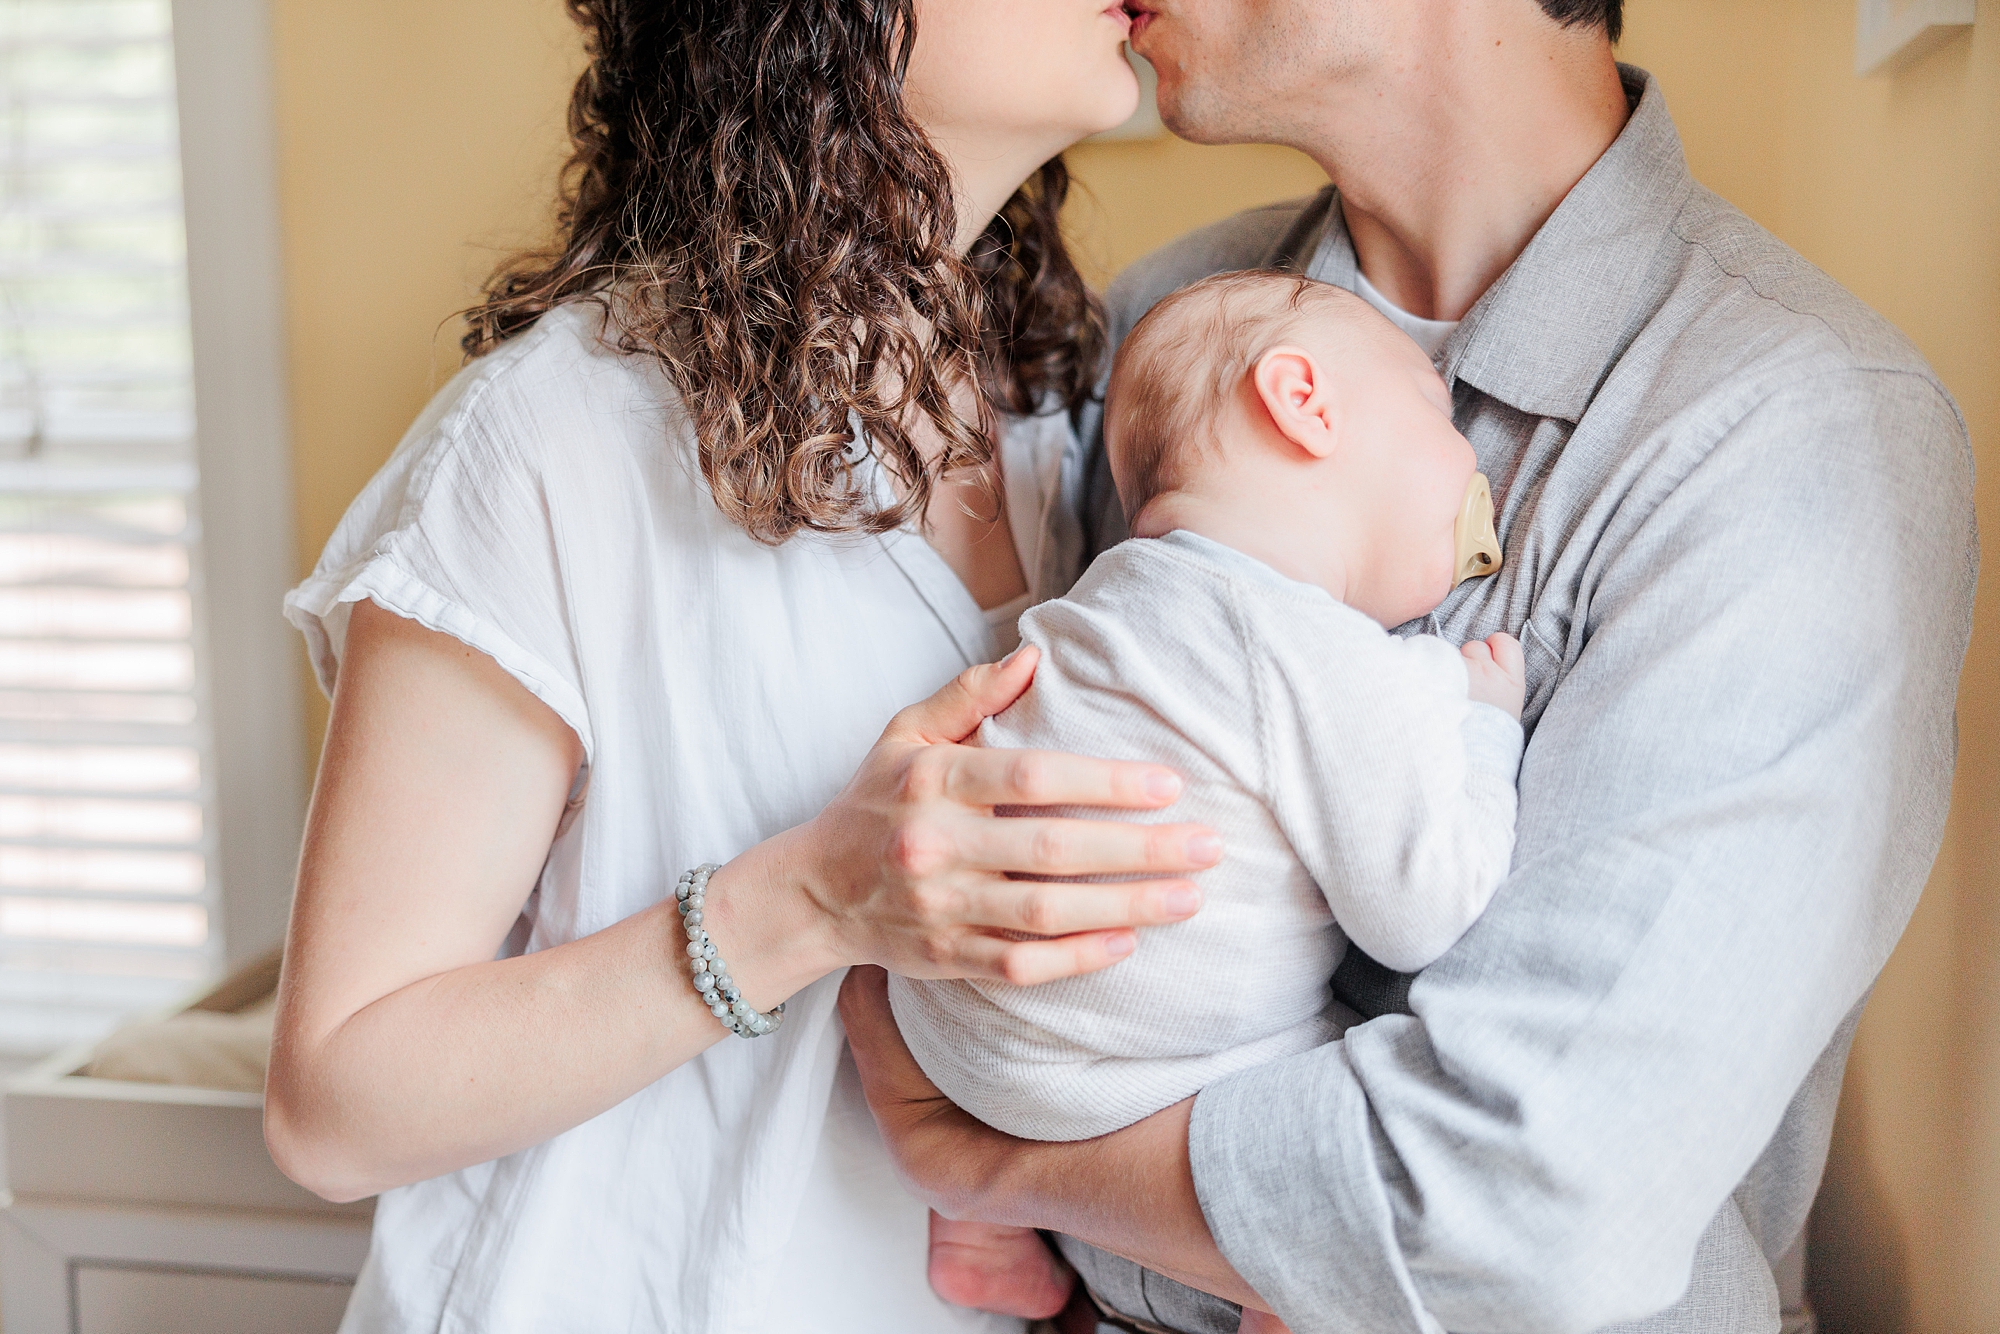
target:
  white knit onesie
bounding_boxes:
[890,531,1523,1142]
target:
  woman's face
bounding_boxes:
[905,0,1142,165]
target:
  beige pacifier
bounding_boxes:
[1453,472,1504,585]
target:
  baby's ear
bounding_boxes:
[1251,345,1340,459]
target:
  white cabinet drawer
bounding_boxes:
[76,1265,353,1334]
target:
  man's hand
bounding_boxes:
[1461,632,1526,719]
[837,965,1017,1219]
[836,966,1271,1312]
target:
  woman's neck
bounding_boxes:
[922,125,1071,254]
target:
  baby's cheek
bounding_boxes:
[1421,540,1460,611]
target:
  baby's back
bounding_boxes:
[891,532,1518,1141]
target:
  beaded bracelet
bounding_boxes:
[677,864,786,1039]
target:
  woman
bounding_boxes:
[265,2,1220,1331]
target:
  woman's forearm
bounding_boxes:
[268,832,842,1202]
[269,901,714,1200]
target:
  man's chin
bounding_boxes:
[1153,86,1246,147]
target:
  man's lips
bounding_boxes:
[1122,3,1157,41]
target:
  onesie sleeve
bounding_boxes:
[1252,616,1518,974]
[283,359,595,764]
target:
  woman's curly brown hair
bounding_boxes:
[464,0,1107,544]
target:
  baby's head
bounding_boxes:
[1105,271,1498,626]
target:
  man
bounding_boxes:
[840,0,1977,1330]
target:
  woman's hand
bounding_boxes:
[726,646,1219,995]
[836,966,1269,1311]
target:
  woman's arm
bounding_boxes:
[267,601,1217,1202]
[267,601,699,1200]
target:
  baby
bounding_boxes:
[891,271,1527,1333]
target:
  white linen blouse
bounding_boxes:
[285,301,1085,1334]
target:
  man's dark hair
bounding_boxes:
[1537,0,1623,42]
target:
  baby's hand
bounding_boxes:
[1461,633,1526,721]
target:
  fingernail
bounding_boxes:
[1145,771,1182,802]
[1188,834,1223,866]
[1163,887,1201,916]
[1105,933,1136,959]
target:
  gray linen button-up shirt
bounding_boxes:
[1064,68,1977,1334]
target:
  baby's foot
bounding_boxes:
[927,1211,1075,1318]
[1237,1309,1294,1334]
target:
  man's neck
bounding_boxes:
[1291,8,1630,322]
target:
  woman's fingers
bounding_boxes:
[958,812,1220,879]
[952,929,1143,987]
[933,745,1186,812]
[968,875,1203,937]
[808,675,1215,985]
[887,647,1042,746]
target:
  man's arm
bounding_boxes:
[1189,369,1975,1333]
[837,966,1264,1309]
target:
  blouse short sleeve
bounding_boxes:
[283,332,596,764]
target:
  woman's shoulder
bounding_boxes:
[289,302,687,744]
[295,301,711,647]
[420,301,689,478]
[333,303,705,552]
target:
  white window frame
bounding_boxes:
[169,0,303,968]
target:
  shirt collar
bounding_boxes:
[1292,66,1695,424]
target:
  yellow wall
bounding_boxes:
[272,5,1994,1327]
[1064,138,1326,287]
[1620,3,1998,1329]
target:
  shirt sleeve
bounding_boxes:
[1188,370,1976,1334]
[283,368,595,764]
[1255,625,1520,975]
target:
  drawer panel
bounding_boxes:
[76,1264,353,1334]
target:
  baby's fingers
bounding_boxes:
[1461,639,1495,666]
[1484,632,1526,678]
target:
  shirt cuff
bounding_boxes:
[1461,703,1525,784]
[1189,1042,1442,1334]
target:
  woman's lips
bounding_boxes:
[1103,3,1133,34]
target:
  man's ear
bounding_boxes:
[1251,345,1340,458]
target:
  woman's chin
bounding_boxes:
[1077,69,1144,140]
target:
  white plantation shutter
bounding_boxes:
[0,0,220,1055]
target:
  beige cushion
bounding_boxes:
[83,994,273,1094]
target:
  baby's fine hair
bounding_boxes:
[1108,270,1380,522]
